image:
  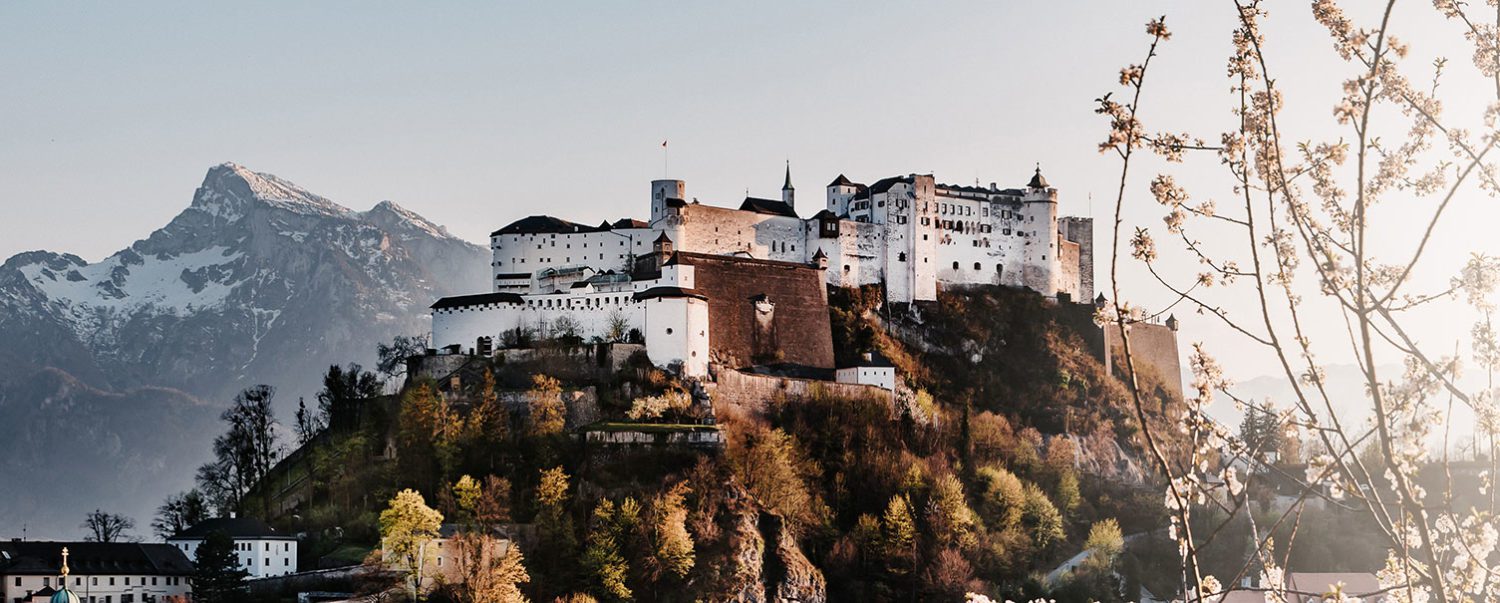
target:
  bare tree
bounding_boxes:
[81,509,136,542]
[1096,3,1500,601]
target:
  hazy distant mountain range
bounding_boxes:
[0,163,489,538]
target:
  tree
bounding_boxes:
[726,424,824,532]
[318,364,384,433]
[379,489,444,598]
[81,509,135,542]
[152,490,208,539]
[533,467,577,579]
[377,334,429,383]
[477,475,514,528]
[454,475,483,523]
[925,473,979,551]
[190,530,248,603]
[398,383,462,484]
[450,531,530,603]
[1020,484,1064,550]
[582,499,632,602]
[605,311,631,343]
[201,385,282,514]
[526,375,567,437]
[647,482,695,582]
[1082,518,1124,569]
[294,397,323,446]
[880,495,918,579]
[974,465,1026,531]
[1053,470,1081,518]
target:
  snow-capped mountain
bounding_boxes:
[0,163,489,537]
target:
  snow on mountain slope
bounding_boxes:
[0,162,493,537]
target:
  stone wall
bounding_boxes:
[582,427,725,448]
[1102,322,1183,399]
[710,368,893,414]
[674,252,835,369]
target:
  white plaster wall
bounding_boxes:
[641,296,709,376]
[7,574,191,603]
[835,367,897,391]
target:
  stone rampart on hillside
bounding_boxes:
[710,368,892,413]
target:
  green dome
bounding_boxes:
[49,587,79,603]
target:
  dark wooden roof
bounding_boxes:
[430,292,525,309]
[738,197,799,218]
[0,542,194,576]
[490,215,596,237]
[633,286,708,302]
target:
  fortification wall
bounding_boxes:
[1057,238,1081,300]
[710,368,893,413]
[1103,322,1183,399]
[670,204,810,263]
[677,253,835,369]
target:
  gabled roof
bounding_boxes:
[868,176,910,194]
[430,292,525,309]
[611,218,649,229]
[827,174,857,188]
[490,215,594,236]
[169,517,295,541]
[738,197,799,218]
[0,542,194,576]
[654,232,673,244]
[811,209,839,220]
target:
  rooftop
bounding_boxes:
[0,542,194,577]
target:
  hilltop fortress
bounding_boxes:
[431,165,1096,377]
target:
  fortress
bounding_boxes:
[431,165,1095,377]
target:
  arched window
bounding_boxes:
[974,262,981,270]
[952,261,959,270]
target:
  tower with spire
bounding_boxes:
[781,161,795,209]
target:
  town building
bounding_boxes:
[431,164,1093,375]
[0,544,192,603]
[166,517,297,579]
[835,352,898,391]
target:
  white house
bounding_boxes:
[166,517,297,579]
[0,543,192,603]
[835,352,898,391]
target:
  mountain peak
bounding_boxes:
[193,163,350,220]
[363,200,454,240]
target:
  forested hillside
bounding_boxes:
[183,285,1182,602]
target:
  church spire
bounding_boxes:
[60,547,70,578]
[781,160,795,208]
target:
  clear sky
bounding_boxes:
[3,1,1497,387]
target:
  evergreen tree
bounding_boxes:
[880,495,918,578]
[190,531,248,603]
[582,499,632,602]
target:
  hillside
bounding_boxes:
[0,163,489,538]
[246,284,1179,602]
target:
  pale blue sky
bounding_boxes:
[3,1,1496,386]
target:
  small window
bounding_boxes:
[666,327,673,335]
[952,261,959,270]
[974,262,981,270]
